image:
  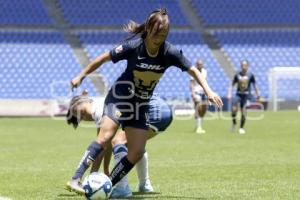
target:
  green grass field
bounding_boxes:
[0,111,300,200]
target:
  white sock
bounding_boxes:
[136,151,149,185]
[114,151,129,189]
[196,117,202,128]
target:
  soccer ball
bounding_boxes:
[82,172,112,200]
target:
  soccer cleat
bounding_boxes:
[110,185,133,198]
[230,124,236,133]
[239,128,246,134]
[196,126,206,134]
[66,178,85,195]
[138,180,154,193]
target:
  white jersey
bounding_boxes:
[192,68,207,94]
[91,98,104,126]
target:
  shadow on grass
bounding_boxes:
[57,193,83,199]
[126,192,207,200]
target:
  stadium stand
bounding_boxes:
[76,30,229,99]
[58,0,189,26]
[2,0,299,102]
[190,0,300,25]
[0,30,98,99]
[0,0,53,25]
[214,29,300,99]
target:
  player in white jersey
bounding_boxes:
[190,60,208,134]
[66,91,173,198]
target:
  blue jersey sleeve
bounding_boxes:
[110,40,137,63]
[166,44,192,71]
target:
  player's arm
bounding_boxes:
[71,52,111,89]
[251,75,260,99]
[227,74,237,99]
[190,79,197,101]
[166,45,222,107]
[188,67,223,107]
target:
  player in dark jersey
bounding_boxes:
[227,60,260,134]
[69,8,223,194]
[65,91,172,197]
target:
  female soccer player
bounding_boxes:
[227,60,260,134]
[190,60,208,134]
[66,92,173,198]
[69,8,222,195]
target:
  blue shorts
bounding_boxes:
[232,94,249,109]
[148,96,173,132]
[103,90,149,130]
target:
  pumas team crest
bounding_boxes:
[115,45,123,54]
[114,110,122,118]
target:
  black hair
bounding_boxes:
[123,8,169,40]
[66,95,92,129]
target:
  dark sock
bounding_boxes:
[241,114,246,128]
[109,156,134,186]
[232,113,237,125]
[113,144,128,155]
[72,141,102,180]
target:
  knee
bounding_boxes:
[96,128,115,147]
[232,107,238,114]
[127,148,145,164]
[112,136,125,146]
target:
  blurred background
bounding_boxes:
[1,0,300,117]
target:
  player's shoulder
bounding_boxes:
[124,37,143,49]
[163,41,179,55]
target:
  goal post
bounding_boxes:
[268,67,300,111]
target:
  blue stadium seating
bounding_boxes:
[0,30,98,99]
[58,0,189,26]
[214,29,300,99]
[0,0,52,25]
[76,30,229,99]
[191,0,300,25]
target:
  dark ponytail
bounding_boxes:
[124,8,169,40]
[66,95,92,129]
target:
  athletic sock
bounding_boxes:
[136,151,149,184]
[196,117,202,128]
[232,113,237,125]
[110,156,134,186]
[113,144,129,188]
[241,114,246,128]
[72,141,103,180]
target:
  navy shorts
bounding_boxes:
[103,90,149,130]
[232,94,249,109]
[148,96,173,132]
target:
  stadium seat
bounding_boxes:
[58,0,189,26]
[190,0,300,25]
[0,0,53,25]
[0,30,98,99]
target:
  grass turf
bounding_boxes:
[0,111,300,200]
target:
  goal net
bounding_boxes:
[268,67,300,111]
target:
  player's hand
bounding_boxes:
[207,91,223,108]
[70,75,83,91]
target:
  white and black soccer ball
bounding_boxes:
[82,172,112,200]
